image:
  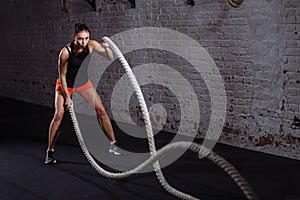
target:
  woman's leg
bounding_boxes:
[79,87,116,142]
[48,92,65,150]
[45,92,65,164]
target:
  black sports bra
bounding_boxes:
[65,41,90,88]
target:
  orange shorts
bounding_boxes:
[55,79,93,95]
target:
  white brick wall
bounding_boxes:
[0,0,299,159]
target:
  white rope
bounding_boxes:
[68,36,257,200]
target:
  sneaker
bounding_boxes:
[44,149,57,164]
[109,143,124,156]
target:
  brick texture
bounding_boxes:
[0,0,299,159]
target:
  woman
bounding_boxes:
[45,23,122,164]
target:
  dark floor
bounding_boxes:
[1,97,300,200]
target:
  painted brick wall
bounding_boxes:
[0,0,299,159]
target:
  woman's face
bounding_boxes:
[74,30,90,49]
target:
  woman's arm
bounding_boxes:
[89,39,114,61]
[58,47,72,107]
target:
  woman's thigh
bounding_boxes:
[79,87,105,110]
[54,92,65,116]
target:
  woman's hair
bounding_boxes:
[73,23,90,35]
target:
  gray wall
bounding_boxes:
[0,0,299,159]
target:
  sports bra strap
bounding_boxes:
[65,46,71,54]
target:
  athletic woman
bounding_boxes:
[45,23,122,164]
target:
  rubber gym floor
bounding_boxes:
[0,97,299,200]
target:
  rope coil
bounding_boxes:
[68,36,257,200]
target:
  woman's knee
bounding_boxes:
[53,110,65,121]
[96,107,108,119]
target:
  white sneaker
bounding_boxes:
[109,143,124,155]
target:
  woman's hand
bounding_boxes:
[101,41,110,48]
[65,96,73,109]
[101,37,111,49]
[100,37,113,60]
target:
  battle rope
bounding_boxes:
[68,36,257,200]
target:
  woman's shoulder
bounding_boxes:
[88,39,100,47]
[59,44,71,59]
[64,43,72,52]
